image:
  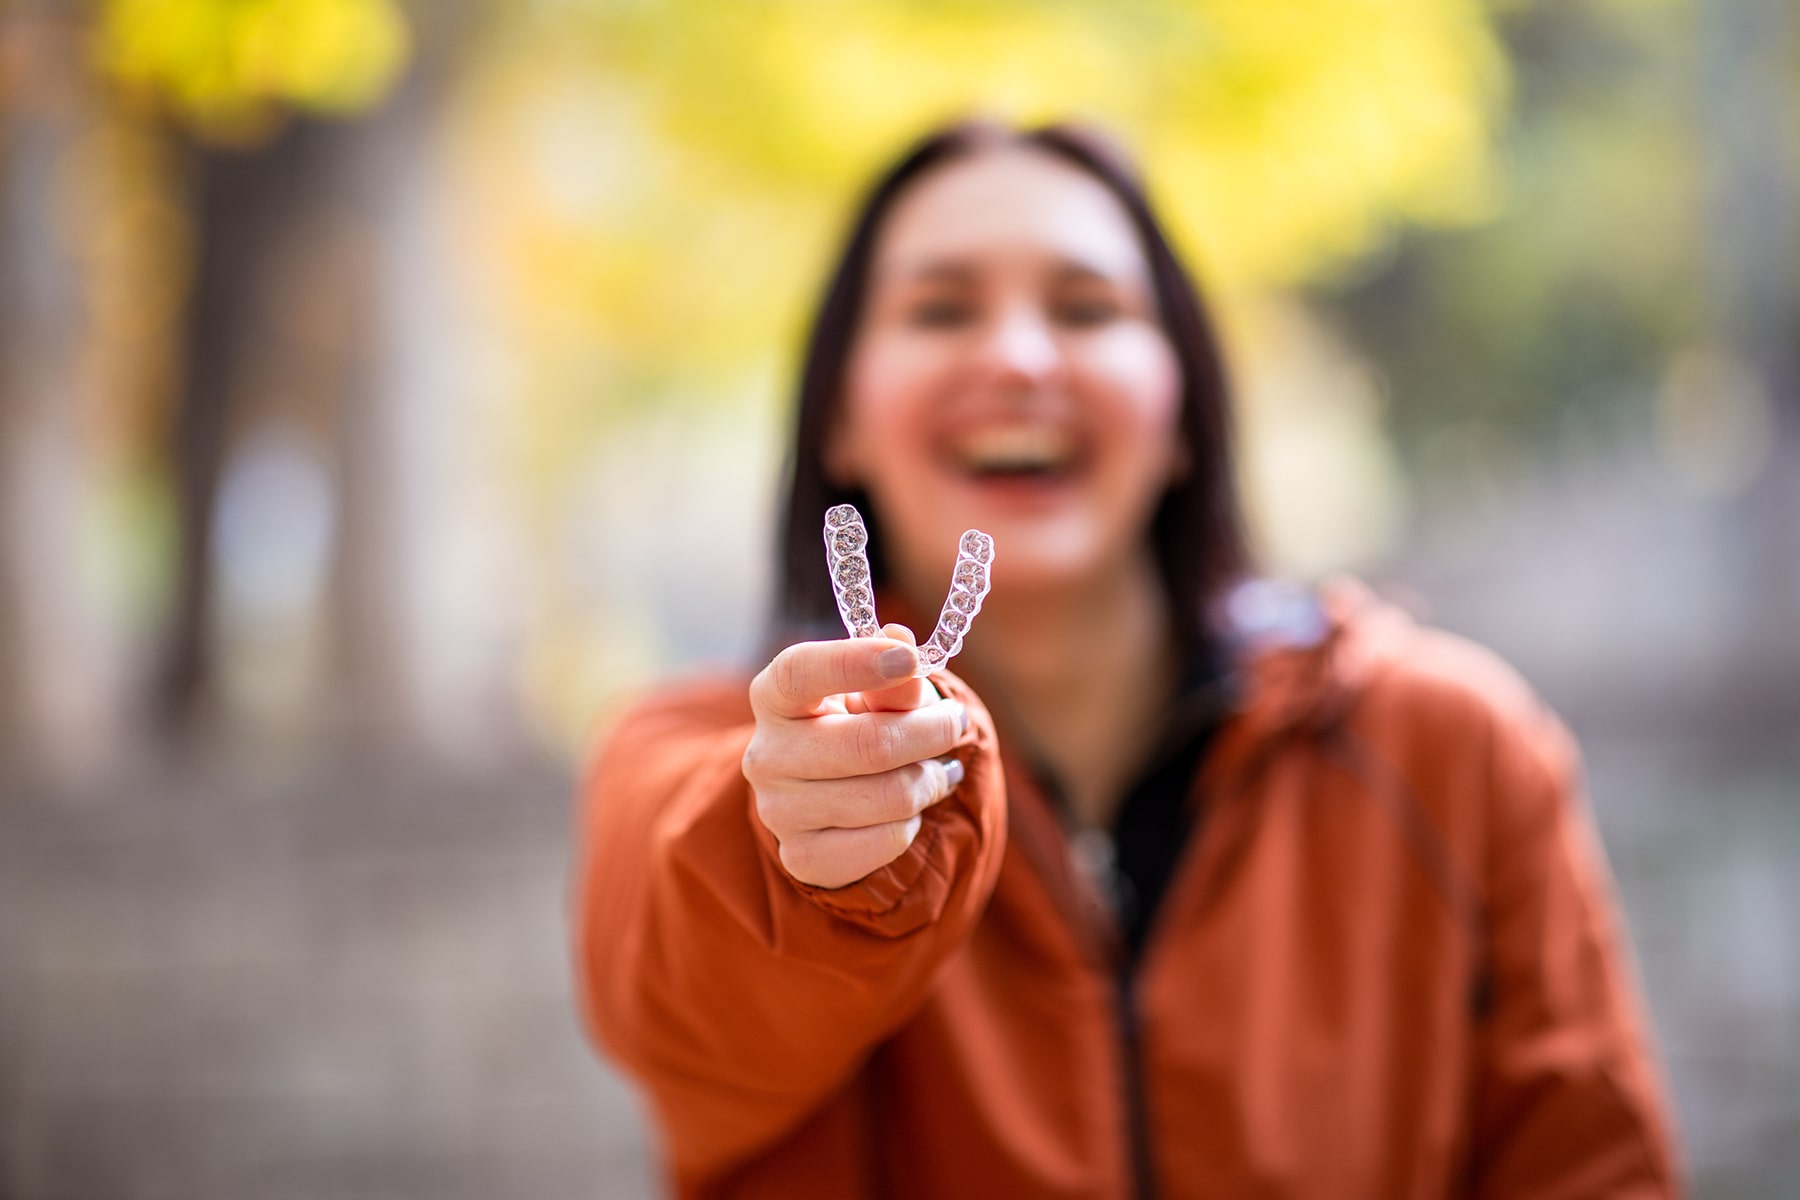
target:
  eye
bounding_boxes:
[906,298,977,328]
[1053,294,1123,327]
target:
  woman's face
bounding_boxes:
[830,147,1186,607]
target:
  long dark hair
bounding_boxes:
[774,119,1251,656]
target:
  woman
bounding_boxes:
[571,121,1681,1198]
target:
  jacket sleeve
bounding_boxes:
[568,670,1007,1189]
[1468,701,1683,1198]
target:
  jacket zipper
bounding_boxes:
[1110,711,1265,1200]
[1116,964,1157,1200]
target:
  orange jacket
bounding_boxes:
[571,581,1681,1198]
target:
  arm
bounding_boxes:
[568,667,1005,1188]
[1468,703,1683,1198]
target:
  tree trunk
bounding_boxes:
[152,118,350,736]
[1696,0,1800,712]
[0,9,107,771]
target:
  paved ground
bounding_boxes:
[0,749,653,1199]
[2,729,1795,1198]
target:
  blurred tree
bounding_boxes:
[1323,0,1797,474]
[1695,0,1797,448]
[152,117,348,731]
[84,0,420,737]
[0,8,106,763]
[1322,3,1701,461]
[97,0,410,141]
[1691,0,1799,709]
[450,0,1512,473]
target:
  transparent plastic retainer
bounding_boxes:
[823,503,993,677]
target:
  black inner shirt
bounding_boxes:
[1035,640,1237,961]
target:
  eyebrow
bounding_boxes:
[1052,262,1130,287]
[880,258,978,285]
[878,255,1142,287]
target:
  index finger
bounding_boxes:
[751,637,920,720]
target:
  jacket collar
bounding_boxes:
[1216,575,1415,746]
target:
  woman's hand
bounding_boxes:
[743,624,969,889]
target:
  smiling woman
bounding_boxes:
[831,144,1186,605]
[569,120,1682,1198]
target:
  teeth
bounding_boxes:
[956,427,1075,472]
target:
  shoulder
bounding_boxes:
[1305,578,1577,789]
[1373,619,1547,732]
[1224,575,1576,798]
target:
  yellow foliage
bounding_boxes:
[444,0,1508,492]
[95,0,410,139]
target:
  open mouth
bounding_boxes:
[950,425,1081,482]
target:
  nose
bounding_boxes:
[976,304,1065,390]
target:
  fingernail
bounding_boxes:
[877,645,917,679]
[942,758,965,789]
[947,700,968,734]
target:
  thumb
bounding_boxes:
[859,623,940,713]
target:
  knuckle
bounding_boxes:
[853,718,896,771]
[901,709,954,763]
[846,831,890,880]
[898,762,934,816]
[740,732,770,783]
[887,816,920,859]
[776,836,814,884]
[770,648,805,702]
[928,759,952,803]
[877,768,917,820]
[750,784,781,833]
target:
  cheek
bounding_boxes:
[1084,329,1184,442]
[834,337,938,484]
[844,337,931,435]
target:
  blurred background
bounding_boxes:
[1,0,1795,1195]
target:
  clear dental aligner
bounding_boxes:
[823,503,994,678]
[823,504,880,640]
